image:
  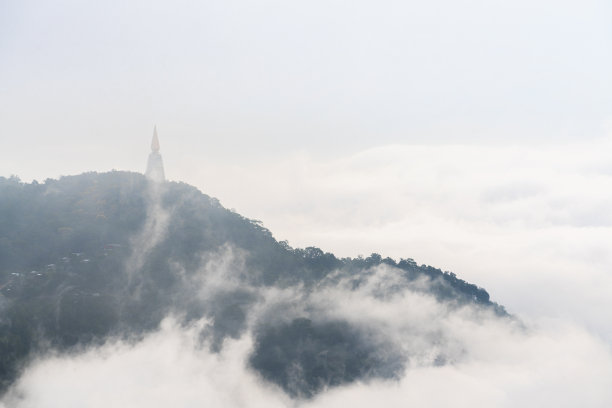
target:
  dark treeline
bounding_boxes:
[0,172,505,397]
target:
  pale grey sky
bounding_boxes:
[1,0,611,181]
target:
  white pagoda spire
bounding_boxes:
[151,126,160,152]
[145,126,166,182]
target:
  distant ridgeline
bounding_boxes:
[0,172,506,397]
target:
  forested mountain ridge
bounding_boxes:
[0,171,506,397]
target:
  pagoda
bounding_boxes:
[145,126,166,182]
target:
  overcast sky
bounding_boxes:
[2,0,612,338]
[1,0,611,172]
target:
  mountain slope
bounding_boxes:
[0,172,506,397]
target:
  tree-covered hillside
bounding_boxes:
[0,172,505,397]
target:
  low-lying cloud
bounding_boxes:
[2,138,612,406]
[185,138,612,341]
[3,261,611,407]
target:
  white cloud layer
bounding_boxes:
[183,137,612,341]
[3,137,611,407]
[3,265,612,407]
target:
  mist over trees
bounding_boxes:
[0,172,505,397]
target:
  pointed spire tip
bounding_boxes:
[151,126,160,152]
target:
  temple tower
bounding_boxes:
[145,126,166,182]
